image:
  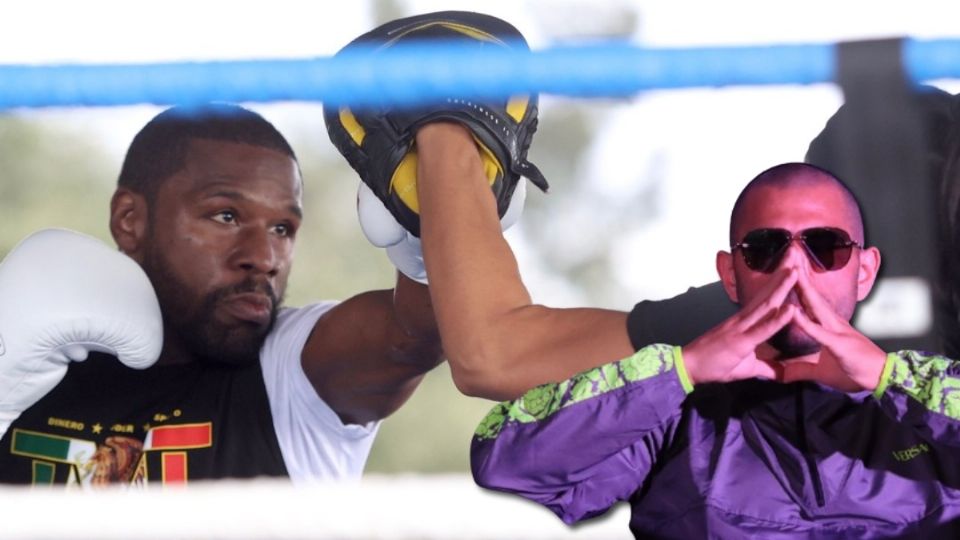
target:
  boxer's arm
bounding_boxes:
[417,123,632,401]
[299,276,442,426]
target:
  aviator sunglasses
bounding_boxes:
[732,227,863,273]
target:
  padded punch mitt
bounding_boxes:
[324,10,549,238]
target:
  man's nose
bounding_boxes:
[231,227,280,276]
[778,238,813,272]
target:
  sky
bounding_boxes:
[3,0,960,307]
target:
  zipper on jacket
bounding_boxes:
[795,387,825,507]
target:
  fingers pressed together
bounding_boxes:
[682,262,886,391]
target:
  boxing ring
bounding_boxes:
[1,38,958,109]
[2,35,959,539]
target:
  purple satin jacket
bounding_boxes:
[471,345,960,539]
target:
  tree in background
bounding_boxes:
[0,117,116,256]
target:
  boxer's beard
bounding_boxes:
[143,247,281,367]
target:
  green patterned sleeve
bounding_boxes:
[470,344,693,524]
[474,344,690,442]
[873,350,960,444]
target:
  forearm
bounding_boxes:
[462,305,632,399]
[416,121,530,358]
[874,350,960,445]
[416,123,632,399]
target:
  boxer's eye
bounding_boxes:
[272,222,295,238]
[212,210,237,225]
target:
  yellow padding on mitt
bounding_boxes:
[339,108,366,145]
[390,136,503,215]
[505,96,529,123]
[386,21,501,46]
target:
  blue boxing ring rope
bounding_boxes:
[0,38,958,109]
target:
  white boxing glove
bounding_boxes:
[0,229,163,439]
[357,180,527,285]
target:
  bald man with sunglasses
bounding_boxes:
[686,162,886,389]
[413,123,960,536]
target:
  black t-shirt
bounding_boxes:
[0,353,288,486]
[627,281,737,350]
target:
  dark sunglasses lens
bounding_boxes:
[741,230,790,272]
[802,228,852,270]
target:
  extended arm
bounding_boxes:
[417,123,633,400]
[299,274,442,425]
[471,344,689,524]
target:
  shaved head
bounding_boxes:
[729,163,865,246]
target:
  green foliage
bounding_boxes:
[0,116,115,256]
[366,364,497,473]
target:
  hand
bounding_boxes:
[779,264,886,391]
[0,229,163,439]
[682,267,798,385]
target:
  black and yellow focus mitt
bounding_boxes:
[324,10,549,239]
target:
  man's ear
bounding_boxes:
[855,246,882,301]
[717,250,738,303]
[109,188,148,261]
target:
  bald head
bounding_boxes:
[729,163,865,246]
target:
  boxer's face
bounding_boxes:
[142,138,302,365]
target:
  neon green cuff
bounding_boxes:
[872,352,896,400]
[674,345,695,394]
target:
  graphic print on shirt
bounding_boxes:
[131,422,213,485]
[8,411,212,487]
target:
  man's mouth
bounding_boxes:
[221,292,273,326]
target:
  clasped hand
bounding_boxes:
[682,265,886,392]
